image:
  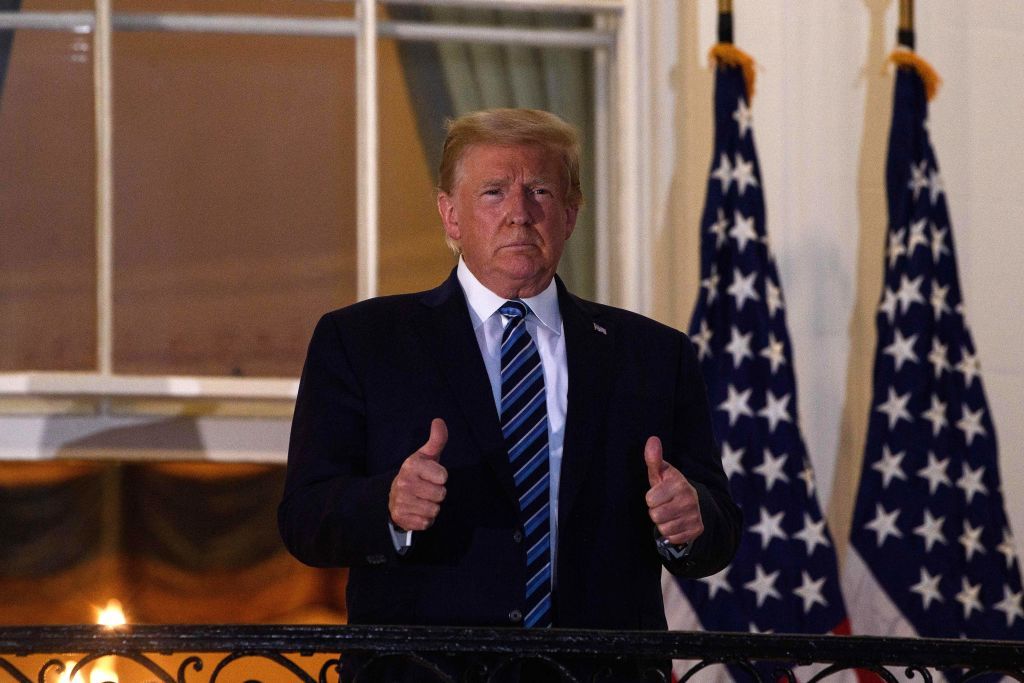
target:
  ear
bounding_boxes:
[563,204,580,241]
[437,192,460,242]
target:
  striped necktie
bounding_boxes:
[498,300,552,628]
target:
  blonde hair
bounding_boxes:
[438,109,583,253]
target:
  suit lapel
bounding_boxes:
[556,279,615,524]
[415,271,517,503]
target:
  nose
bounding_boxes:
[507,188,538,226]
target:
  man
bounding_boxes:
[278,108,740,658]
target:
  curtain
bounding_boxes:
[389,7,597,299]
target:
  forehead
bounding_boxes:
[456,143,563,183]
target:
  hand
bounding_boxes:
[388,418,449,532]
[644,436,703,546]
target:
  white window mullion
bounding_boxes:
[93,0,115,375]
[356,0,379,301]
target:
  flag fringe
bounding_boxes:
[889,49,941,101]
[709,43,756,101]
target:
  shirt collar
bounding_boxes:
[457,258,562,335]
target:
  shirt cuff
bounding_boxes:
[389,522,413,555]
[656,536,691,561]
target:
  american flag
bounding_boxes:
[663,47,851,652]
[845,53,1024,640]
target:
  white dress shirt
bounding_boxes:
[456,259,567,572]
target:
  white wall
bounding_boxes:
[652,0,1024,561]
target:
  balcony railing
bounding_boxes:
[1,625,1022,682]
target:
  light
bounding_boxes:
[95,599,126,629]
[57,660,83,683]
[89,659,118,683]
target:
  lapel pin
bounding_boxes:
[593,322,607,335]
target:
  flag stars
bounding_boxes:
[728,267,760,311]
[708,208,730,249]
[908,218,929,255]
[700,567,733,599]
[998,529,1019,570]
[692,320,713,361]
[730,210,758,253]
[876,387,913,429]
[865,503,903,547]
[955,577,983,620]
[766,279,784,318]
[956,349,982,389]
[744,564,782,608]
[732,153,759,196]
[749,507,788,549]
[700,268,720,306]
[888,227,907,269]
[908,160,929,201]
[995,586,1024,627]
[922,394,948,437]
[733,97,754,138]
[913,510,947,552]
[883,329,919,371]
[928,168,945,205]
[910,567,944,610]
[721,442,746,480]
[758,391,792,434]
[917,452,952,495]
[928,338,951,379]
[719,384,754,426]
[725,326,754,368]
[895,274,926,313]
[872,445,908,489]
[956,463,988,504]
[760,333,787,375]
[930,281,951,320]
[931,225,950,263]
[794,513,831,556]
[711,153,733,194]
[798,460,816,497]
[753,449,790,492]
[959,520,986,561]
[956,404,987,446]
[793,572,829,613]
[879,287,898,324]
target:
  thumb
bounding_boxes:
[419,418,448,461]
[644,436,666,487]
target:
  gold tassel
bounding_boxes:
[709,43,756,101]
[889,49,942,101]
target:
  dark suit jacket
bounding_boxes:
[278,270,741,630]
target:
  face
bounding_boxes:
[437,143,579,299]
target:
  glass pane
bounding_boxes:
[383,7,597,298]
[110,24,356,378]
[0,26,96,371]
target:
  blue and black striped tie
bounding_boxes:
[499,300,552,628]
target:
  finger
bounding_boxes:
[644,436,666,487]
[419,418,448,461]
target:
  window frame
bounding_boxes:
[0,0,662,407]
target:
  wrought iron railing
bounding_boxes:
[1,625,1022,682]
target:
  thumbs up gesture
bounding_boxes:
[644,436,703,546]
[389,418,449,532]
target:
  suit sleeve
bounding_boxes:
[277,314,402,568]
[662,333,743,578]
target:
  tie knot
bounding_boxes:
[500,300,529,321]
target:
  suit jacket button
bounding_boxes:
[509,609,523,623]
[513,531,523,543]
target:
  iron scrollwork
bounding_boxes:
[0,625,1022,682]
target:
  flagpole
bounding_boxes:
[898,0,914,49]
[717,0,732,44]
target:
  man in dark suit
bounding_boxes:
[278,108,740,661]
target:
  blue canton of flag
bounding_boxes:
[667,49,850,639]
[847,54,1024,640]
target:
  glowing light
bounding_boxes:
[57,660,84,683]
[89,659,118,683]
[96,599,126,628]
